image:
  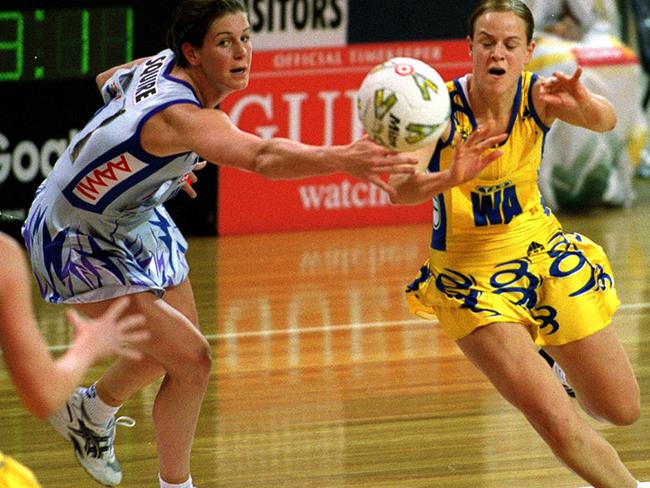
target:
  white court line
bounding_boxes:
[43,301,650,351]
[206,318,429,341]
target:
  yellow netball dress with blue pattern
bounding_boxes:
[406,71,620,346]
[0,452,41,488]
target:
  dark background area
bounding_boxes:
[0,0,477,239]
[347,1,474,43]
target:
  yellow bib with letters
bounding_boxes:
[427,71,560,265]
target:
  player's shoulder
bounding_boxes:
[527,71,549,115]
[527,70,548,91]
[151,102,222,131]
[0,232,23,255]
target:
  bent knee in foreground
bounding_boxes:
[580,380,641,426]
[178,335,213,381]
[592,399,641,426]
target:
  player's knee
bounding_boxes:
[613,403,641,426]
[582,381,641,426]
[185,335,212,383]
[598,399,641,426]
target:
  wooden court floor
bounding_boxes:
[2,177,649,487]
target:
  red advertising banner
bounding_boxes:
[572,45,638,67]
[217,39,470,235]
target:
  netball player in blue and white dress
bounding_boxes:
[20,1,422,487]
[389,1,647,487]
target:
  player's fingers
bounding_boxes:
[551,71,568,81]
[480,149,504,166]
[371,155,418,174]
[383,153,419,166]
[571,66,582,81]
[478,132,508,149]
[555,67,581,83]
[376,162,418,174]
[541,76,559,92]
[469,120,497,142]
[193,160,207,171]
[120,329,150,344]
[64,308,82,332]
[369,175,396,196]
[118,314,147,332]
[183,183,198,199]
[102,297,131,321]
[359,134,374,143]
[116,346,145,361]
[465,129,504,151]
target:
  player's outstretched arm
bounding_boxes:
[536,67,616,132]
[250,134,419,196]
[141,104,419,197]
[0,233,147,418]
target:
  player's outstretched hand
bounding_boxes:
[181,160,208,199]
[450,120,507,185]
[64,297,148,362]
[340,135,418,196]
[537,67,589,109]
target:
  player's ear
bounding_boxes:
[182,42,200,67]
[524,39,536,64]
[467,35,473,56]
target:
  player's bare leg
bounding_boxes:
[543,327,640,425]
[65,279,210,485]
[456,322,638,488]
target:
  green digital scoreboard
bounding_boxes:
[0,7,134,82]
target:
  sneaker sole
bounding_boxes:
[73,449,121,487]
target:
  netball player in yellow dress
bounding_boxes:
[389,1,647,486]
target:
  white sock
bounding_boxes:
[81,384,120,426]
[159,474,193,488]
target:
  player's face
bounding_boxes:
[468,11,533,96]
[199,11,252,96]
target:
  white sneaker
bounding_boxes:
[49,388,135,486]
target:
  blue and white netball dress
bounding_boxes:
[22,50,201,303]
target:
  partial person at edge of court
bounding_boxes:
[0,231,147,488]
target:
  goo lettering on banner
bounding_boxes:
[218,39,471,235]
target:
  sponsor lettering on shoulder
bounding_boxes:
[134,55,166,103]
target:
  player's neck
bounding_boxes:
[467,75,516,124]
[172,65,226,108]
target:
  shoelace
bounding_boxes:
[115,416,136,428]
